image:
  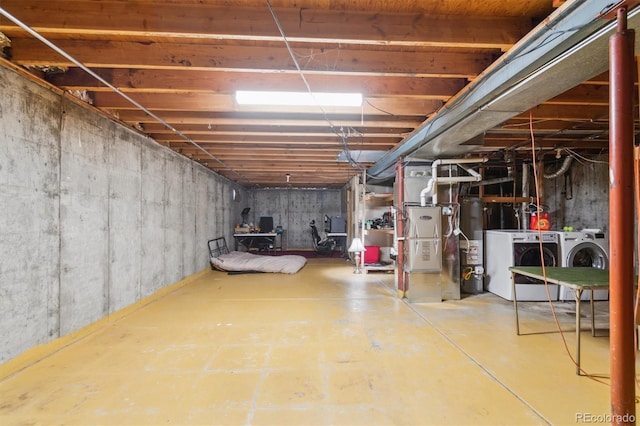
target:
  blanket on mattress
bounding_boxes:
[211,251,307,274]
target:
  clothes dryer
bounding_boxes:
[485,230,560,301]
[558,231,609,301]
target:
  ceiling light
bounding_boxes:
[236,90,362,107]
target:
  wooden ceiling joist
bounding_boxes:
[1,0,625,188]
[92,92,443,116]
[8,37,494,79]
[47,69,468,99]
[0,1,529,49]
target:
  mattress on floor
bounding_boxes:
[211,250,307,274]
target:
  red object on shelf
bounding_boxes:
[530,212,550,230]
[363,246,381,264]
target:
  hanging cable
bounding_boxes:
[633,145,640,395]
[264,0,363,171]
[530,111,608,385]
[0,6,249,183]
[564,148,609,165]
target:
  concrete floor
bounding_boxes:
[0,258,631,425]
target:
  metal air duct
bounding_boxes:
[368,1,640,180]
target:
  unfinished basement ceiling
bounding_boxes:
[0,0,638,188]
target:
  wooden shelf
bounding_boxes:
[363,193,394,206]
[364,263,395,273]
[365,229,395,235]
[364,192,393,201]
[360,189,395,272]
[480,196,538,204]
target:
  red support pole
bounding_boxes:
[609,7,636,424]
[396,158,406,297]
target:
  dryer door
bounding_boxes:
[514,243,558,267]
[567,242,608,269]
[513,243,559,284]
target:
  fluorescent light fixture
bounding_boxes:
[236,90,362,107]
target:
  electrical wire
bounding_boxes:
[367,2,613,181]
[529,111,608,386]
[462,266,474,281]
[457,225,471,255]
[499,117,596,129]
[0,6,249,183]
[564,148,610,165]
[499,118,556,128]
[264,0,364,172]
[365,99,396,116]
[633,145,640,395]
[503,23,588,65]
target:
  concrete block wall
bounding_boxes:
[0,65,244,364]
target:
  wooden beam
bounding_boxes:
[142,123,413,134]
[116,110,423,127]
[520,104,610,120]
[207,164,362,171]
[92,92,442,115]
[164,142,395,151]
[208,164,330,173]
[179,149,342,157]
[481,196,537,203]
[544,84,618,106]
[153,135,400,145]
[9,38,493,78]
[494,119,608,131]
[168,144,395,155]
[530,105,639,122]
[47,68,467,99]
[481,138,609,149]
[203,156,347,163]
[134,117,421,129]
[149,129,407,139]
[0,1,530,49]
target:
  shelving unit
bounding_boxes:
[361,192,395,273]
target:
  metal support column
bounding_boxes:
[609,7,636,424]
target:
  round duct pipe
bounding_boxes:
[544,156,573,179]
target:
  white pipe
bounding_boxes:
[433,158,488,165]
[431,161,440,205]
[419,178,435,207]
[448,166,453,205]
[435,176,483,183]
[420,157,487,205]
[433,176,483,205]
[458,164,482,180]
[368,2,623,178]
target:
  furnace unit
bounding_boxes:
[404,206,443,302]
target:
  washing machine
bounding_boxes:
[558,230,609,301]
[485,230,560,301]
